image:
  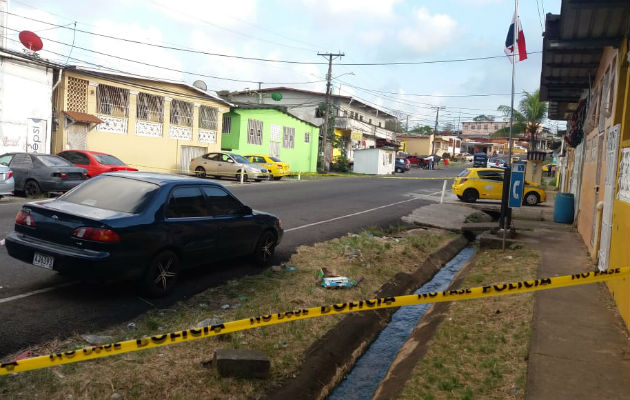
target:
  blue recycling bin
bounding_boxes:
[553,192,575,224]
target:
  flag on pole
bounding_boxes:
[504,9,527,62]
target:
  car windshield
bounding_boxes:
[59,176,159,213]
[94,154,126,166]
[37,155,73,167]
[229,154,250,163]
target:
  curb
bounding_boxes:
[264,234,470,400]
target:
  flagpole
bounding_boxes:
[502,0,518,250]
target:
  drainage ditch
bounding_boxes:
[328,246,475,400]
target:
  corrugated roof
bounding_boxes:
[539,0,629,120]
[63,111,103,124]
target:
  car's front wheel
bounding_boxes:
[24,180,41,197]
[140,250,180,298]
[235,171,248,182]
[462,188,479,203]
[252,231,277,267]
[523,192,540,206]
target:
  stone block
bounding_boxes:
[214,349,270,379]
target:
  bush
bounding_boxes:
[331,156,352,172]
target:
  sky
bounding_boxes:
[1,0,563,131]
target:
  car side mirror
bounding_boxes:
[241,205,253,215]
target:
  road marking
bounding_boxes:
[284,197,424,232]
[0,282,76,304]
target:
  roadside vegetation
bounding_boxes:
[399,248,539,400]
[0,228,454,400]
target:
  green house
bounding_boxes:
[220,105,319,173]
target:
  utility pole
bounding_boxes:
[257,82,262,104]
[318,52,344,172]
[406,115,409,132]
[431,106,445,155]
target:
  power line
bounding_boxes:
[4,27,327,85]
[2,10,542,67]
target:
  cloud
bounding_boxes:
[359,30,386,46]
[397,8,458,53]
[151,0,258,27]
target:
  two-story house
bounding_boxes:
[52,67,231,173]
[221,87,398,162]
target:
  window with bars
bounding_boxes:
[283,127,295,149]
[67,76,88,113]
[97,84,129,117]
[136,93,164,122]
[199,106,218,130]
[247,119,263,145]
[222,115,231,134]
[305,132,310,143]
[170,100,193,127]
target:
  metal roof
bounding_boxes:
[539,0,629,120]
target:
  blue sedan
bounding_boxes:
[5,172,283,297]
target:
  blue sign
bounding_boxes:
[508,163,526,208]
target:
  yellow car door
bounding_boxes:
[477,170,505,199]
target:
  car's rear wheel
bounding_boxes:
[457,195,463,200]
[140,250,180,298]
[462,188,478,203]
[195,167,206,178]
[24,180,41,197]
[252,231,277,267]
[273,176,282,181]
[523,192,540,206]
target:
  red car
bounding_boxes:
[57,150,138,178]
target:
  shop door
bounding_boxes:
[67,124,87,150]
[598,124,620,271]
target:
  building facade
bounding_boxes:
[220,106,319,173]
[461,120,510,137]
[540,1,630,328]
[0,50,56,155]
[52,68,230,173]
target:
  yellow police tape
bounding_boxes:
[3,266,626,375]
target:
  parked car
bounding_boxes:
[451,168,546,205]
[0,153,87,197]
[5,172,283,297]
[395,157,410,173]
[57,150,138,178]
[190,152,270,182]
[473,153,488,167]
[487,158,507,169]
[0,165,15,199]
[244,154,290,180]
[406,155,424,166]
[461,153,474,162]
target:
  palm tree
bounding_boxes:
[492,89,548,151]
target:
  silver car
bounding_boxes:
[0,164,15,198]
[190,152,270,182]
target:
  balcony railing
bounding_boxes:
[334,117,396,140]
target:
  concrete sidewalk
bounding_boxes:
[524,227,630,399]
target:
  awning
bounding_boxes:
[63,111,103,124]
[540,0,629,120]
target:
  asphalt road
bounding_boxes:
[0,165,464,357]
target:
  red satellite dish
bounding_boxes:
[19,31,44,52]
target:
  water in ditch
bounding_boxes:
[328,246,475,400]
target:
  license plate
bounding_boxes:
[33,253,54,270]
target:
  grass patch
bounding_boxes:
[0,228,455,400]
[399,248,539,400]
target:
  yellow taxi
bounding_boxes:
[244,154,291,180]
[452,167,546,206]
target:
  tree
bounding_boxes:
[493,89,548,151]
[408,124,433,135]
[473,114,495,122]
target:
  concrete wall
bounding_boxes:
[0,56,53,154]
[400,134,433,155]
[54,70,229,173]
